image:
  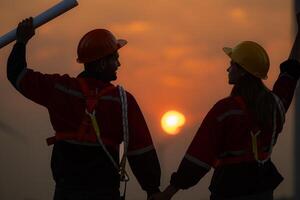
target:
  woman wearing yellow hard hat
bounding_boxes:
[150,14,300,200]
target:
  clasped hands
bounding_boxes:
[148,185,179,200]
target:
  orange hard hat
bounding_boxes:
[77,29,127,63]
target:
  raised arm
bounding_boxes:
[150,104,222,200]
[289,13,300,61]
[272,13,300,112]
[7,17,35,88]
[6,17,64,107]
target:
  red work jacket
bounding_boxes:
[16,69,154,154]
[184,72,297,170]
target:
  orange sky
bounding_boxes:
[0,0,295,199]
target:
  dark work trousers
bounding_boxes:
[53,186,121,200]
[210,190,273,200]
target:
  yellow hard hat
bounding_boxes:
[223,41,270,79]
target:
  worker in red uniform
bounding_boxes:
[151,14,300,200]
[7,17,161,200]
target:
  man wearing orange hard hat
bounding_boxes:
[151,14,300,200]
[7,17,161,200]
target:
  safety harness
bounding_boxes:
[215,95,285,167]
[47,78,129,199]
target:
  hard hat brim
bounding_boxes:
[117,39,127,49]
[223,47,232,57]
[222,46,268,80]
[76,39,128,63]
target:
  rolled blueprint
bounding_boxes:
[0,0,78,49]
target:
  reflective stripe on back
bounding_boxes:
[55,83,84,98]
[218,150,246,159]
[217,109,244,122]
[100,96,120,103]
[54,83,120,103]
[216,95,283,166]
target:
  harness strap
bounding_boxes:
[46,79,130,200]
[118,86,129,182]
[77,79,129,174]
[250,130,261,161]
[77,79,130,198]
[216,96,281,166]
[87,110,120,170]
[116,86,130,200]
[46,79,116,146]
[77,78,115,113]
[236,96,279,164]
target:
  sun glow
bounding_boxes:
[161,110,186,135]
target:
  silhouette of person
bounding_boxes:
[152,13,300,200]
[7,17,161,200]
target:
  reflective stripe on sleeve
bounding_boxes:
[184,154,211,170]
[218,150,246,158]
[272,93,286,124]
[217,109,244,122]
[16,68,28,91]
[127,145,154,156]
[54,83,84,98]
[280,72,297,80]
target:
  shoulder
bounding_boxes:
[52,74,79,90]
[116,86,135,101]
[207,96,245,122]
[25,69,75,83]
[124,90,135,100]
[211,96,240,112]
[124,89,139,106]
[19,68,75,88]
[119,88,142,108]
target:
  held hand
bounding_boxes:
[148,192,171,200]
[148,185,179,200]
[16,17,35,44]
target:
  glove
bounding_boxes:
[16,17,35,44]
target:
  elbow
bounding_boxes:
[280,60,300,80]
[6,43,27,87]
[6,59,15,85]
[6,60,24,88]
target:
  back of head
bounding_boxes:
[224,41,280,129]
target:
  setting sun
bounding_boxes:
[161,110,186,135]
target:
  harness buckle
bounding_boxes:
[120,170,130,182]
[85,109,95,117]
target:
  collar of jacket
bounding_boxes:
[77,70,111,84]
